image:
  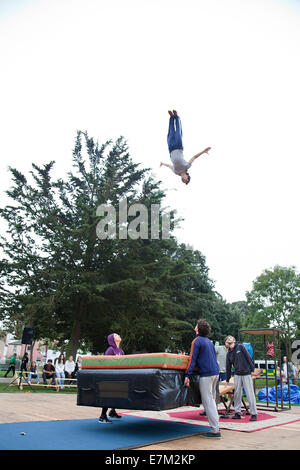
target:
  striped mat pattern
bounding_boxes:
[81,353,189,370]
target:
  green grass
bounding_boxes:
[254,378,276,388]
[0,382,77,394]
[0,370,9,377]
[0,369,78,394]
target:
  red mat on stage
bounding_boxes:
[169,409,274,424]
[167,408,300,432]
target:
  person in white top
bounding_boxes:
[65,355,76,384]
[160,110,211,185]
[55,353,65,388]
[282,356,295,385]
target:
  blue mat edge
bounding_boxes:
[0,416,211,450]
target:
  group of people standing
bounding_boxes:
[98,322,258,439]
[183,320,258,439]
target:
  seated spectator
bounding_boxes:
[55,353,65,389]
[28,361,40,384]
[42,359,56,385]
[65,355,76,384]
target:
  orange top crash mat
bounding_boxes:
[81,353,189,370]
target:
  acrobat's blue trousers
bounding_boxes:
[167,115,183,153]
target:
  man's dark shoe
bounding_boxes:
[231,413,242,419]
[99,416,112,423]
[220,413,230,419]
[199,410,206,416]
[199,431,221,439]
[109,410,122,419]
[250,414,257,421]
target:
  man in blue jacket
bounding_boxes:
[185,319,221,438]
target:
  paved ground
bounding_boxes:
[0,391,299,450]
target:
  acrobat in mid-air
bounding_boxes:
[160,110,211,185]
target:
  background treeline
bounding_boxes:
[0,132,298,358]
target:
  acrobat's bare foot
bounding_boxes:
[168,110,173,117]
[172,110,178,116]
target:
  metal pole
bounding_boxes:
[279,333,283,410]
[285,336,291,410]
[274,329,278,411]
[253,336,256,398]
[264,334,269,408]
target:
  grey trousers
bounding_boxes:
[234,374,257,415]
[199,375,220,433]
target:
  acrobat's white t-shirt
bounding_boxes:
[170,149,191,175]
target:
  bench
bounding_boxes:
[218,382,251,417]
[8,371,77,392]
[21,379,77,392]
[217,370,263,417]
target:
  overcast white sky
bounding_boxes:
[0,0,300,303]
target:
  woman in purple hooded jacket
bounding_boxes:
[99,333,125,423]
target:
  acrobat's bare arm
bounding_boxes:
[188,147,211,165]
[160,162,173,170]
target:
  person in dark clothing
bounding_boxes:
[225,335,257,421]
[42,359,56,385]
[99,334,124,424]
[184,319,221,439]
[73,356,81,379]
[20,352,29,377]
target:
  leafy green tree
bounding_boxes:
[245,265,300,358]
[229,301,250,327]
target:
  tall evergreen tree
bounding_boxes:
[0,131,231,356]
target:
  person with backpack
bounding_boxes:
[225,335,257,421]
